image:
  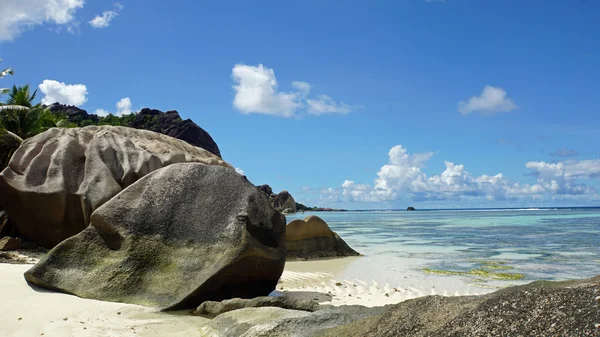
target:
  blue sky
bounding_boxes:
[1,0,599,209]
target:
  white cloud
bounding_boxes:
[231,63,354,117]
[327,145,598,204]
[526,160,600,180]
[235,167,245,175]
[89,3,123,28]
[0,0,84,41]
[116,97,132,116]
[307,95,352,115]
[39,80,88,106]
[458,86,517,116]
[232,64,301,117]
[94,108,109,117]
[95,97,134,117]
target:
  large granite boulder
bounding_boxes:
[273,190,296,212]
[286,215,360,260]
[24,162,286,310]
[0,126,229,248]
[129,108,221,157]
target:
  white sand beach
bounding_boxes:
[0,253,493,337]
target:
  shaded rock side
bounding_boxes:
[24,163,286,310]
[320,276,600,337]
[0,126,230,248]
[286,215,360,259]
[130,108,221,157]
[193,296,320,318]
[273,190,296,212]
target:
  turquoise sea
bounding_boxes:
[286,208,600,289]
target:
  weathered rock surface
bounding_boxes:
[193,296,320,318]
[273,191,296,212]
[24,163,286,310]
[257,184,273,197]
[0,126,229,248]
[0,236,21,251]
[286,215,360,259]
[130,108,221,157]
[199,305,386,337]
[320,276,600,337]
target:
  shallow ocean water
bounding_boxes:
[286,208,600,288]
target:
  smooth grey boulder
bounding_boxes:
[24,163,286,310]
[0,126,229,248]
[193,296,320,318]
[286,215,360,260]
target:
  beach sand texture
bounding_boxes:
[0,254,493,337]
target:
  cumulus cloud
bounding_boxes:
[235,167,245,175]
[231,64,354,117]
[458,86,517,115]
[116,97,132,115]
[326,145,598,204]
[526,159,600,180]
[94,108,110,117]
[39,80,88,106]
[0,0,84,41]
[89,3,123,28]
[549,148,579,157]
[95,97,134,117]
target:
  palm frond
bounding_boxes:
[0,105,29,111]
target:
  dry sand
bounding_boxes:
[0,253,495,336]
[0,264,209,337]
[276,257,494,307]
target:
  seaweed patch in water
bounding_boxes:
[422,268,525,281]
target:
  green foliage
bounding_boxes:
[0,85,47,139]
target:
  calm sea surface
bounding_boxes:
[286,208,600,288]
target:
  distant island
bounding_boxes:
[407,206,416,211]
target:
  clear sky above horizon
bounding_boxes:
[1,0,599,209]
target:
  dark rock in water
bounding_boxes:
[0,126,229,248]
[193,296,320,318]
[0,236,21,251]
[321,276,600,337]
[407,207,416,211]
[286,215,360,259]
[129,108,221,158]
[24,163,286,310]
[273,191,296,212]
[47,103,99,124]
